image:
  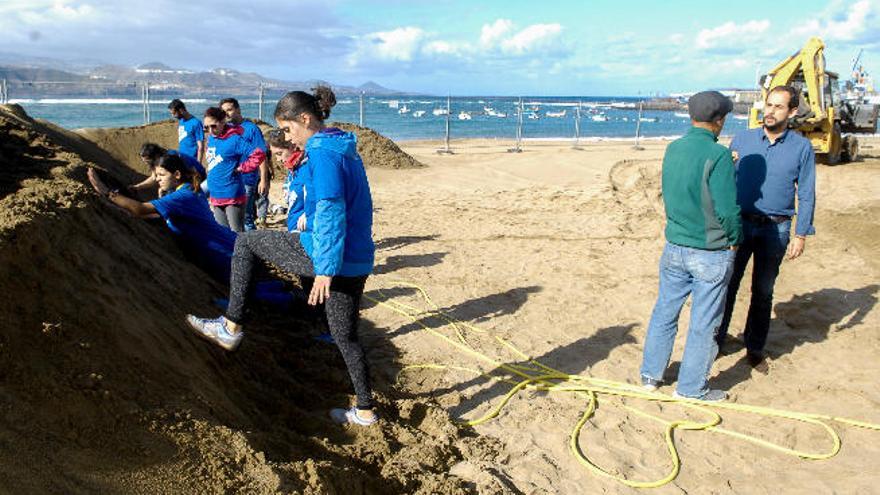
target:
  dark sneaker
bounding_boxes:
[641,375,662,392]
[330,407,379,426]
[185,315,243,351]
[673,389,727,402]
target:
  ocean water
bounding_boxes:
[10,95,751,141]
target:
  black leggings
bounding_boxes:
[227,230,373,409]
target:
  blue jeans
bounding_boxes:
[243,182,259,231]
[717,219,791,352]
[640,242,735,397]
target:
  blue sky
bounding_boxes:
[1,0,877,95]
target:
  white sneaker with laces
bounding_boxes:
[185,315,243,351]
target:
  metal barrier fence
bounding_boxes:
[0,79,647,149]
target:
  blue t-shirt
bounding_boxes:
[237,120,267,186]
[150,184,237,280]
[284,166,307,232]
[177,115,204,160]
[298,129,375,276]
[167,149,206,179]
[205,129,257,203]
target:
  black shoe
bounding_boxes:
[746,351,769,373]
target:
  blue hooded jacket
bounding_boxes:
[298,128,375,277]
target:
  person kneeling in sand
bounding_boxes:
[128,143,208,198]
[639,91,742,402]
[186,87,379,426]
[87,154,289,307]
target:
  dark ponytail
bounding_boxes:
[157,153,200,193]
[274,85,337,122]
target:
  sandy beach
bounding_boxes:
[1,107,878,493]
[358,136,880,493]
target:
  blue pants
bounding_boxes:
[717,219,791,352]
[640,242,735,397]
[243,181,268,231]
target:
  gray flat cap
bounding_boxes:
[688,91,734,122]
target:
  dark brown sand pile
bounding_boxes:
[0,105,493,494]
[76,119,424,175]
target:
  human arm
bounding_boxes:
[258,161,271,196]
[88,168,158,218]
[235,136,267,174]
[128,172,158,194]
[708,151,743,247]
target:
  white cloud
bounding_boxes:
[793,0,874,41]
[696,20,770,50]
[500,23,563,55]
[480,19,513,48]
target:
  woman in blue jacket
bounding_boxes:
[186,87,378,426]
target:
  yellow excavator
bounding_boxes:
[749,37,879,164]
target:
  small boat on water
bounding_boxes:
[398,105,410,114]
[525,111,540,120]
[591,113,608,122]
[484,107,508,118]
[674,112,689,118]
[412,110,426,117]
[432,108,449,116]
[546,109,567,118]
[639,117,658,123]
[458,111,472,120]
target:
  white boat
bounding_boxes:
[432,108,449,116]
[458,111,472,120]
[591,114,608,122]
[546,110,567,118]
[525,111,540,120]
[674,112,689,118]
[484,107,508,118]
[412,110,426,117]
[639,117,658,123]
[610,102,636,109]
[398,105,410,114]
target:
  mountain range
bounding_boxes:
[0,54,406,98]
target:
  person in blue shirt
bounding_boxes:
[86,154,290,303]
[186,86,379,427]
[203,107,267,232]
[168,99,204,163]
[220,98,271,231]
[266,128,306,232]
[716,85,817,367]
[128,142,207,198]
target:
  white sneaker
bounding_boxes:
[329,407,379,426]
[185,315,243,351]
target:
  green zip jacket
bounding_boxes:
[662,127,742,250]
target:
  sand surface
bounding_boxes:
[353,136,880,493]
[2,102,879,493]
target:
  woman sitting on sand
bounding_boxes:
[202,107,266,232]
[266,129,307,232]
[186,87,379,426]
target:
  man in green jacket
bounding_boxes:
[639,91,743,402]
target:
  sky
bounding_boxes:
[0,0,877,96]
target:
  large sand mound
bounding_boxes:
[0,105,483,494]
[76,119,423,175]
